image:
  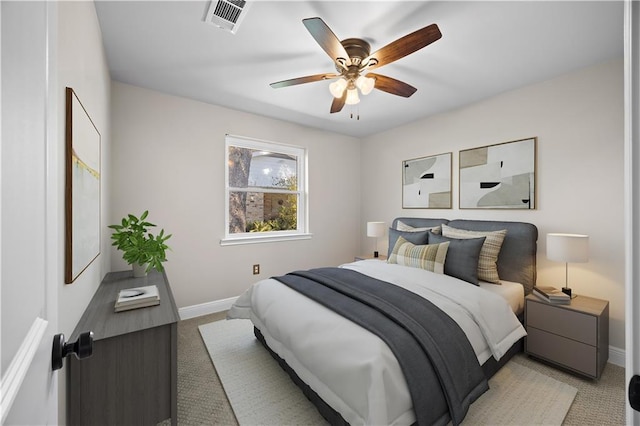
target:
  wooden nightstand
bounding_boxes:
[354,254,388,261]
[525,293,609,379]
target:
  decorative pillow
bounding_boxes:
[388,236,449,274]
[441,224,507,284]
[396,220,441,235]
[428,232,486,285]
[387,228,430,258]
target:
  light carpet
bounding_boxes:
[199,319,577,425]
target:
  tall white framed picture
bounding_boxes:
[65,87,101,283]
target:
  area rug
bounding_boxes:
[199,319,577,425]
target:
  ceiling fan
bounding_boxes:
[270,17,442,114]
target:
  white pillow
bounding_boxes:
[396,220,441,235]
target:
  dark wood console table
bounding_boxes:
[68,270,179,425]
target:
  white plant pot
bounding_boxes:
[132,262,149,278]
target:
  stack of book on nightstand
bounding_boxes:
[532,285,570,304]
[115,285,160,312]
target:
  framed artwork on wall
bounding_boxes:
[65,87,101,283]
[402,152,452,209]
[459,137,536,209]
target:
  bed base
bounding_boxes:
[254,326,524,425]
[254,326,349,425]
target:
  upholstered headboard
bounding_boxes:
[391,218,538,294]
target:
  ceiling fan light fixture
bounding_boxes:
[329,78,348,98]
[271,18,442,114]
[345,88,360,105]
[356,75,375,95]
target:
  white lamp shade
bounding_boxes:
[345,88,360,105]
[547,233,589,263]
[367,221,385,238]
[329,78,348,98]
[355,75,375,95]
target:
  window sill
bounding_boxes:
[220,233,312,246]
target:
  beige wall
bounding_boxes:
[360,58,625,350]
[57,0,112,340]
[109,59,625,351]
[56,1,112,423]
[110,82,361,308]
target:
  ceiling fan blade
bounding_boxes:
[363,24,442,70]
[330,91,346,113]
[367,73,417,97]
[303,17,351,68]
[270,73,340,89]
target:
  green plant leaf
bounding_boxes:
[109,211,172,274]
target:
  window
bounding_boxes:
[222,135,309,245]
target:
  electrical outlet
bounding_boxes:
[252,264,260,275]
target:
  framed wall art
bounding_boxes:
[459,137,536,209]
[65,87,101,283]
[402,152,452,209]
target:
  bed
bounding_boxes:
[228,218,538,425]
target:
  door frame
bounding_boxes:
[44,0,60,422]
[624,0,639,423]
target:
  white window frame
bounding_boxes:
[221,134,310,246]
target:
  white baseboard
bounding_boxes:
[608,345,625,367]
[179,296,239,320]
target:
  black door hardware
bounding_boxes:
[51,331,93,371]
[630,374,640,412]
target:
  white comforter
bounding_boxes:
[228,260,527,425]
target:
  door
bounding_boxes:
[1,1,59,424]
[626,0,640,423]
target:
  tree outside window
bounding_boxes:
[224,136,308,245]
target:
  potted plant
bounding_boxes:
[108,210,172,277]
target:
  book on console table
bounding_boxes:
[532,285,570,304]
[115,285,160,312]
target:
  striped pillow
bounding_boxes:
[396,220,442,235]
[388,236,449,274]
[441,224,507,284]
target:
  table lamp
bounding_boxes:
[546,233,589,298]
[367,222,385,258]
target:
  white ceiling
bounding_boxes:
[94,1,624,138]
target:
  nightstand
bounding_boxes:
[354,254,388,261]
[525,293,609,379]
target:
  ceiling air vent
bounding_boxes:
[203,0,250,34]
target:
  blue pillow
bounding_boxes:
[387,228,430,258]
[428,232,486,285]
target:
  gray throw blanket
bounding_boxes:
[273,267,488,426]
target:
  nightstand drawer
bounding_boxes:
[526,300,597,345]
[526,327,597,377]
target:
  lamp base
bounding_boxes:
[561,287,573,298]
[373,251,379,258]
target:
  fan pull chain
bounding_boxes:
[349,106,360,120]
